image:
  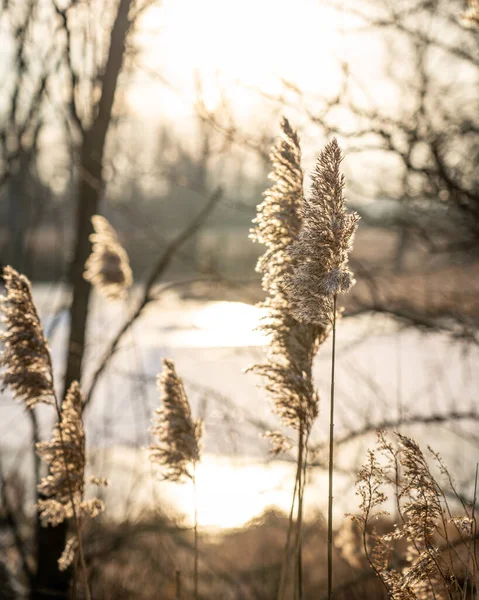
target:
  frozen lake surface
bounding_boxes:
[1,285,478,529]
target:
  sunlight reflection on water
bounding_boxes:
[1,287,478,531]
[179,300,268,348]
[95,447,351,530]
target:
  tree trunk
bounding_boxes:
[32,1,132,597]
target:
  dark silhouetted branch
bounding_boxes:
[83,186,223,409]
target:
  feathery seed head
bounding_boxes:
[463,0,479,28]
[396,433,442,542]
[263,430,293,456]
[0,266,54,408]
[283,138,360,325]
[58,536,79,573]
[37,381,104,524]
[84,215,133,300]
[150,359,202,483]
[251,117,303,297]
[36,381,105,568]
[249,119,330,433]
[37,381,86,519]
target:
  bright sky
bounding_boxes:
[123,0,402,195]
[129,0,359,125]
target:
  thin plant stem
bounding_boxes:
[465,464,479,600]
[473,464,478,590]
[294,426,304,600]
[193,464,199,600]
[296,433,309,600]
[327,294,337,600]
[277,452,301,600]
[175,569,181,599]
[72,551,79,600]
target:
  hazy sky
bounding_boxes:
[4,0,472,201]
[129,0,362,125]
[123,0,410,194]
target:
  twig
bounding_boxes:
[83,187,222,409]
[308,409,479,466]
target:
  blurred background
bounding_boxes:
[0,0,478,597]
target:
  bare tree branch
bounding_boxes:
[83,186,223,409]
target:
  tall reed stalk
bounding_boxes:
[327,294,337,599]
[0,267,104,597]
[47,385,92,600]
[249,118,328,598]
[250,121,359,598]
[149,358,203,599]
[193,464,199,600]
[283,138,359,598]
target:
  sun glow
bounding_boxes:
[98,448,348,530]
[129,0,352,123]
[191,301,268,347]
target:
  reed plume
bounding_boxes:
[463,0,479,28]
[250,117,327,436]
[0,267,100,594]
[252,117,303,297]
[37,381,105,570]
[84,215,133,300]
[277,138,358,599]
[250,118,330,599]
[150,358,203,598]
[150,358,202,482]
[0,266,54,408]
[283,138,359,326]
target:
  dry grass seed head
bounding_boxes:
[36,381,104,567]
[355,432,465,599]
[150,359,202,483]
[0,266,54,408]
[263,430,293,456]
[396,433,443,542]
[251,116,303,298]
[249,118,331,433]
[283,138,359,325]
[463,0,479,28]
[84,215,133,300]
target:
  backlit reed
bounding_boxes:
[84,215,133,300]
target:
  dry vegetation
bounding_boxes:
[1,5,478,598]
[1,116,478,600]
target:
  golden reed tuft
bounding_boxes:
[463,0,479,28]
[0,266,55,408]
[84,215,133,300]
[149,358,202,482]
[249,117,328,436]
[0,267,104,574]
[283,138,360,326]
[37,381,105,570]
